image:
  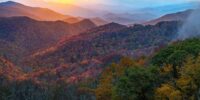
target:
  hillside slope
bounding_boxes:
[0,16,96,63]
[25,21,182,82]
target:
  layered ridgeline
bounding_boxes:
[144,9,193,25]
[0,1,108,26]
[0,16,96,63]
[23,21,182,82]
[0,1,71,21]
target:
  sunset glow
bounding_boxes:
[44,0,75,4]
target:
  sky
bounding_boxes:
[0,0,199,18]
[0,0,199,8]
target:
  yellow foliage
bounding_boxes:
[155,84,182,100]
[155,55,200,100]
[160,65,173,74]
[95,58,138,100]
[119,57,136,67]
[176,77,197,94]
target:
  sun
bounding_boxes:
[44,0,74,4]
[57,0,74,4]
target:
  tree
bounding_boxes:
[155,55,200,100]
[113,66,159,100]
[0,85,11,100]
[95,57,137,100]
[151,38,200,78]
[8,80,52,100]
[155,84,182,100]
[95,63,117,100]
[167,50,188,78]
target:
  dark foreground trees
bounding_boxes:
[0,79,95,100]
[113,67,159,100]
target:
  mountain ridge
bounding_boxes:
[23,21,182,82]
[0,1,72,21]
[0,16,96,64]
[144,9,193,25]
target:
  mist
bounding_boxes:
[178,6,200,39]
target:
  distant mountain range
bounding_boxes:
[104,2,198,25]
[144,9,193,25]
[0,1,108,26]
[0,1,71,21]
[103,12,156,25]
[0,1,197,25]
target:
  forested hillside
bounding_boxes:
[0,16,96,64]
[23,21,181,83]
[1,38,200,100]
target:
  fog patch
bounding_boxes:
[178,6,200,39]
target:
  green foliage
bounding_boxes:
[113,66,159,100]
[95,57,160,100]
[152,38,200,78]
[152,38,200,99]
[152,38,200,67]
[96,38,200,100]
[95,57,138,100]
